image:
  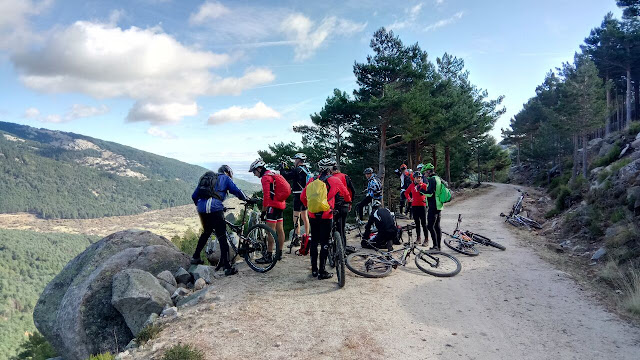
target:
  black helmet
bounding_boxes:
[218,165,233,178]
[363,167,374,175]
[318,158,337,172]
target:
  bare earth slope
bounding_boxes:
[135,183,640,360]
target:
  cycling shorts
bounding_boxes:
[266,207,284,223]
[293,194,307,212]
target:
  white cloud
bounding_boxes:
[424,11,464,32]
[281,14,366,61]
[189,1,231,24]
[388,2,423,30]
[10,21,275,124]
[146,126,177,139]
[24,107,40,118]
[208,101,280,125]
[436,0,445,4]
[108,9,125,25]
[43,114,63,123]
[0,0,52,50]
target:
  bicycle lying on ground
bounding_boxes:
[217,198,280,273]
[346,223,461,278]
[443,214,506,256]
[500,189,542,230]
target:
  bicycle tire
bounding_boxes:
[415,250,461,277]
[520,217,542,229]
[328,239,336,268]
[444,237,479,256]
[334,231,346,288]
[505,217,521,228]
[346,252,392,278]
[471,234,506,251]
[243,224,279,273]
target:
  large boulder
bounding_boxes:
[111,269,173,336]
[33,230,190,360]
[618,158,640,185]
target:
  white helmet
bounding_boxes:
[291,153,307,161]
[318,158,337,172]
[249,159,266,172]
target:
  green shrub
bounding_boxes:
[162,344,204,360]
[610,158,632,173]
[628,121,640,136]
[88,353,115,360]
[549,172,571,192]
[10,332,57,360]
[611,209,626,223]
[592,143,621,169]
[171,228,209,265]
[597,169,611,183]
[545,208,561,219]
[136,324,162,345]
[555,185,571,211]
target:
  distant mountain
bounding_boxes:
[0,121,259,219]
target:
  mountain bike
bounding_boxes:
[346,223,461,278]
[221,198,280,273]
[327,211,346,288]
[287,215,302,254]
[500,190,542,230]
[443,214,506,256]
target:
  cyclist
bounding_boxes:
[356,167,382,221]
[396,164,412,216]
[280,153,312,243]
[191,165,249,276]
[330,160,355,246]
[404,175,429,246]
[423,163,443,250]
[300,158,349,280]
[249,159,288,263]
[361,200,397,252]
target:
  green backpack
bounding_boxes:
[435,176,452,204]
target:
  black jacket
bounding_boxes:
[364,208,396,237]
[281,165,311,193]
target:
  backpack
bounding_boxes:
[269,173,291,201]
[296,234,311,256]
[436,176,452,204]
[300,165,312,184]
[196,171,223,201]
[306,176,331,213]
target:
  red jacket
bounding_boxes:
[261,170,286,210]
[301,175,349,219]
[331,172,354,203]
[405,183,427,207]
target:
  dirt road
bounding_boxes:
[137,183,640,360]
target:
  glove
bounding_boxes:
[261,211,267,221]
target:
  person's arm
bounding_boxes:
[261,176,271,210]
[405,184,413,202]
[300,178,311,207]
[280,167,295,181]
[345,175,355,203]
[417,183,428,195]
[326,177,343,204]
[191,187,199,205]
[226,177,249,201]
[425,177,435,197]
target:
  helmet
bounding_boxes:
[400,164,407,170]
[249,159,266,172]
[416,164,424,171]
[423,163,435,171]
[371,200,382,208]
[318,158,336,172]
[291,153,307,161]
[218,165,233,178]
[363,167,374,175]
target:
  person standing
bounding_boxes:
[423,163,443,250]
[397,164,412,216]
[249,159,290,263]
[191,165,249,276]
[330,161,355,245]
[404,175,429,246]
[356,167,382,221]
[280,153,312,243]
[301,158,349,280]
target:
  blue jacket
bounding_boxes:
[192,173,248,213]
[367,174,382,200]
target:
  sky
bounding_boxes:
[0,0,622,170]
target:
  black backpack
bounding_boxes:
[196,171,223,201]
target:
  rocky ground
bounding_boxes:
[126,183,640,360]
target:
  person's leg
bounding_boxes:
[434,210,442,249]
[340,206,348,247]
[427,210,438,249]
[309,217,321,275]
[318,219,332,278]
[412,206,421,240]
[193,212,214,262]
[210,211,232,270]
[356,196,372,220]
[419,207,428,246]
[257,207,278,264]
[275,219,285,260]
[293,210,301,236]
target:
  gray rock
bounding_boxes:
[111,269,172,336]
[157,270,177,287]
[174,267,192,284]
[591,247,607,261]
[598,141,614,158]
[171,287,190,299]
[631,138,640,150]
[636,132,640,141]
[142,312,159,329]
[194,278,207,291]
[125,339,138,350]
[161,306,178,317]
[627,186,640,204]
[176,287,214,308]
[33,229,189,360]
[618,158,640,184]
[205,234,238,266]
[191,265,216,284]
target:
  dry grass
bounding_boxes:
[621,268,640,315]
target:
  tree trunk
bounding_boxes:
[616,95,621,131]
[627,67,632,130]
[571,134,578,183]
[432,145,437,169]
[335,126,341,166]
[407,142,413,169]
[444,145,451,184]
[477,150,481,185]
[635,77,639,121]
[492,168,495,182]
[582,132,588,179]
[378,121,387,202]
[606,74,611,137]
[517,141,521,167]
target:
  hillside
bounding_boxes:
[0,229,99,359]
[0,121,259,219]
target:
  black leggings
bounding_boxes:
[412,206,428,240]
[309,217,331,272]
[356,196,373,220]
[427,209,442,249]
[335,205,349,248]
[195,211,231,268]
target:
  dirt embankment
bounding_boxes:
[132,183,640,360]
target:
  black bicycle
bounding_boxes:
[287,215,302,254]
[223,199,280,273]
[327,211,346,288]
[443,214,506,256]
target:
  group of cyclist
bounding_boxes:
[189,154,445,279]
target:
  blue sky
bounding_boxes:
[0,0,621,169]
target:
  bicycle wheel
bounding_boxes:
[334,231,346,288]
[415,250,461,277]
[520,217,542,229]
[328,239,336,268]
[243,224,279,273]
[505,217,521,228]
[471,233,506,251]
[444,237,479,256]
[346,252,392,278]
